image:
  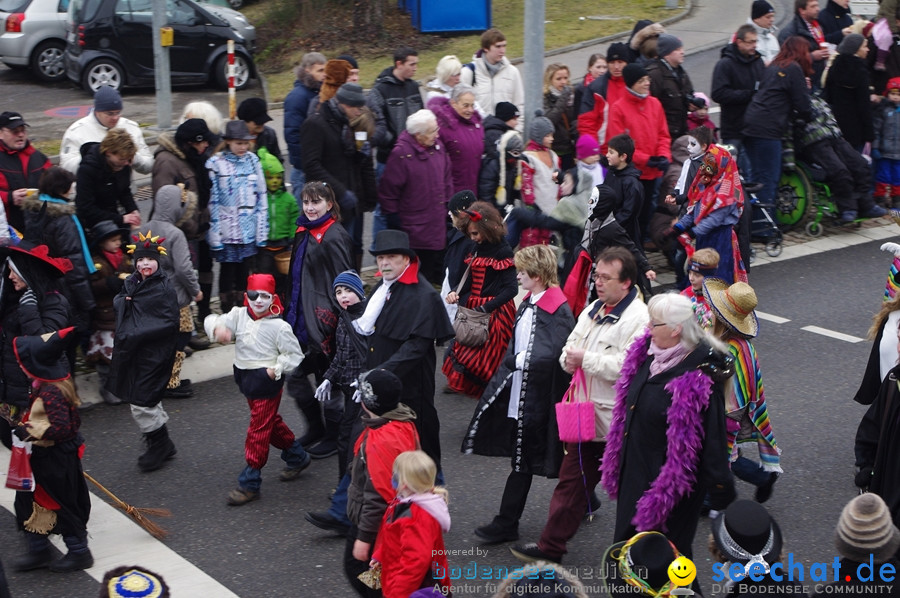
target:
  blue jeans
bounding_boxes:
[743,136,782,204]
[238,465,263,492]
[731,455,772,487]
[290,167,306,202]
[722,137,752,183]
[327,472,352,524]
[281,439,311,470]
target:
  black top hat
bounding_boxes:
[90,220,129,249]
[14,327,75,382]
[712,500,783,571]
[602,532,681,597]
[370,230,416,258]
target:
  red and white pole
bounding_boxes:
[227,40,236,119]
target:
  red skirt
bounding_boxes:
[442,296,516,397]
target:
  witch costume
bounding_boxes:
[855,363,900,524]
[600,330,735,556]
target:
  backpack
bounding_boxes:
[463,62,477,87]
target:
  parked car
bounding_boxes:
[0,0,69,82]
[64,0,255,93]
[196,1,254,54]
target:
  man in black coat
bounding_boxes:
[366,47,424,168]
[0,112,50,232]
[75,128,140,230]
[711,24,765,177]
[778,0,830,89]
[818,0,852,45]
[355,230,454,473]
[300,83,376,223]
[646,34,695,141]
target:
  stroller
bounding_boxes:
[745,181,783,258]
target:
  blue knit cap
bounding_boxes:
[333,269,365,300]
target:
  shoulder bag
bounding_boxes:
[452,261,491,347]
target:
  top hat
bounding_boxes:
[90,220,130,249]
[712,500,784,572]
[602,531,681,597]
[370,230,416,258]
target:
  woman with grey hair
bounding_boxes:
[428,84,485,194]
[600,292,736,558]
[377,109,454,283]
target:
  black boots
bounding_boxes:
[138,424,177,472]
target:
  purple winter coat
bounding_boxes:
[378,130,454,251]
[428,96,484,194]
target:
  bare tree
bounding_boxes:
[353,0,385,40]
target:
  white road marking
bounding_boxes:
[801,325,864,344]
[0,446,239,597]
[756,311,790,324]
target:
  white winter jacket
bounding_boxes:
[749,18,780,65]
[460,56,525,120]
[60,112,154,175]
[559,289,649,441]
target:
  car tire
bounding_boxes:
[214,53,251,91]
[81,58,124,93]
[30,40,67,83]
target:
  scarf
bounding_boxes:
[803,17,825,45]
[353,278,393,336]
[103,248,124,272]
[685,144,744,224]
[37,194,96,274]
[726,338,781,472]
[286,212,333,344]
[626,87,649,100]
[648,340,692,377]
[600,330,714,533]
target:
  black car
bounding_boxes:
[64,0,255,93]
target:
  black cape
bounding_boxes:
[855,365,900,524]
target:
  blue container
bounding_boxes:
[412,0,491,33]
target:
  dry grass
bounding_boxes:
[244,0,680,101]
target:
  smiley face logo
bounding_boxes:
[667,556,696,586]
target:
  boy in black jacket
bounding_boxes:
[603,133,645,248]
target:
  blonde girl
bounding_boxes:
[543,63,578,170]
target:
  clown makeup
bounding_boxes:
[335,285,361,309]
[302,193,332,220]
[136,257,158,279]
[246,289,274,315]
[687,137,704,158]
[265,171,284,193]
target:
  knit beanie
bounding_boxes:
[837,33,865,56]
[337,54,358,69]
[575,134,600,160]
[127,230,167,262]
[101,566,171,598]
[623,63,649,88]
[448,190,476,213]
[333,269,365,301]
[606,42,630,63]
[657,34,683,59]
[358,369,403,416]
[495,101,520,122]
[886,78,900,95]
[528,111,554,144]
[835,493,900,564]
[752,0,775,19]
[94,86,123,112]
[335,83,366,107]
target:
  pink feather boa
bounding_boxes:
[600,330,714,532]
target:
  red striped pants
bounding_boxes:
[245,391,295,469]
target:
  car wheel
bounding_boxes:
[81,59,124,93]
[214,53,252,91]
[31,40,67,82]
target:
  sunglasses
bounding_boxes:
[246,290,273,301]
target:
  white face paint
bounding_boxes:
[246,290,274,315]
[589,186,600,211]
[687,137,703,158]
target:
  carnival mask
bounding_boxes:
[687,137,703,158]
[246,290,274,316]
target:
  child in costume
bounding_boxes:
[873,78,900,208]
[107,232,180,473]
[680,247,719,328]
[255,147,298,300]
[205,273,310,505]
[10,327,92,573]
[370,451,451,598]
[345,369,419,598]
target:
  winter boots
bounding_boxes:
[138,424,177,472]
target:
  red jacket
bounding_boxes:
[373,498,451,598]
[577,76,628,146]
[605,91,671,181]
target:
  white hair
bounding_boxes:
[451,84,476,103]
[180,101,224,135]
[647,292,706,349]
[406,109,437,135]
[436,55,463,85]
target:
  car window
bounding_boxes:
[0,0,31,12]
[69,0,102,21]
[167,0,198,25]
[58,0,70,12]
[114,0,152,23]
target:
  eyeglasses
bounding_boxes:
[246,290,273,301]
[592,273,619,283]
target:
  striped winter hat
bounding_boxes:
[835,493,900,564]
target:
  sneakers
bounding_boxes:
[755,472,778,504]
[840,210,858,224]
[862,205,888,219]
[227,488,260,506]
[279,453,312,482]
[509,543,560,564]
[305,511,351,535]
[307,439,338,459]
[49,550,93,573]
[474,521,518,545]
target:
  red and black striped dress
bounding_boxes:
[442,241,518,397]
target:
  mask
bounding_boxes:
[699,152,719,185]
[687,137,702,158]
[247,289,274,315]
[589,186,600,211]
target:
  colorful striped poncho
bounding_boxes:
[725,337,782,472]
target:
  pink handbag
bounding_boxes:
[555,368,594,443]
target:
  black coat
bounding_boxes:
[605,163,645,247]
[824,54,874,147]
[711,44,765,140]
[368,67,425,164]
[819,0,853,45]
[0,289,70,409]
[106,269,180,407]
[742,62,814,140]
[646,57,695,140]
[299,99,377,218]
[462,288,574,477]
[444,228,475,291]
[365,264,454,470]
[478,115,514,203]
[74,142,138,229]
[855,364,900,524]
[778,15,827,88]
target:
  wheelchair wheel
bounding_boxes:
[805,220,823,237]
[765,240,783,257]
[775,169,812,229]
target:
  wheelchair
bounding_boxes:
[773,159,844,237]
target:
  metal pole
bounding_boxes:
[152,1,172,129]
[523,0,545,135]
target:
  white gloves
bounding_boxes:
[315,379,332,403]
[881,242,900,258]
[515,351,526,371]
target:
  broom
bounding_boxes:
[83,472,172,539]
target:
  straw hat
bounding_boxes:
[702,278,759,338]
[835,493,900,564]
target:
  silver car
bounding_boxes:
[0,0,69,82]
